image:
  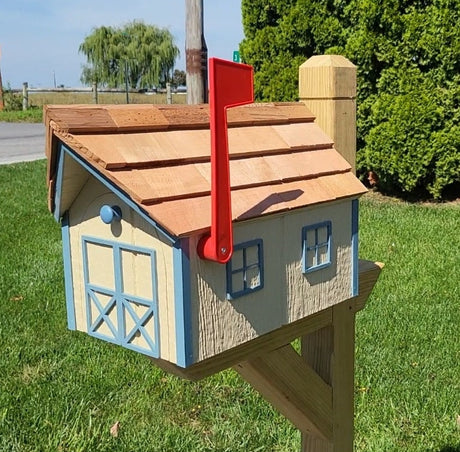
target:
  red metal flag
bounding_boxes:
[197,58,254,263]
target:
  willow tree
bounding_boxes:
[79,21,180,89]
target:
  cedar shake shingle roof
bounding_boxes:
[45,103,366,237]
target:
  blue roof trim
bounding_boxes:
[53,145,65,221]
[351,199,359,297]
[61,212,76,330]
[173,239,194,368]
[59,143,176,245]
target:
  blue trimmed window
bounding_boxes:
[302,221,332,273]
[226,239,264,299]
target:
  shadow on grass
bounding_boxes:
[435,445,460,452]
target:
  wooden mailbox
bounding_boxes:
[46,58,382,450]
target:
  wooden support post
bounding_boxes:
[22,82,28,111]
[301,300,356,452]
[235,301,356,452]
[232,261,382,452]
[185,0,208,104]
[299,58,359,449]
[299,55,357,173]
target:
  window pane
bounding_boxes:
[318,245,329,265]
[317,226,328,244]
[245,245,259,266]
[232,271,244,294]
[306,228,316,247]
[231,248,244,271]
[246,265,261,289]
[306,249,316,268]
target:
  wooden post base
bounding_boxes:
[301,299,355,451]
[234,260,383,451]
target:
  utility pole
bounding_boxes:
[0,45,4,111]
[185,0,208,104]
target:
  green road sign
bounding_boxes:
[233,51,240,63]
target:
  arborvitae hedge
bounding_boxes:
[240,0,460,200]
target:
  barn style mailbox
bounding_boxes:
[46,57,382,450]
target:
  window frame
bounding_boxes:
[302,221,332,273]
[226,239,264,300]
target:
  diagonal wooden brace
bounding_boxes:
[235,343,333,440]
[234,260,383,451]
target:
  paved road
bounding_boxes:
[0,122,45,165]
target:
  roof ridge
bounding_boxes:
[44,102,316,135]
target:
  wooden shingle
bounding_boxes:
[46,103,366,237]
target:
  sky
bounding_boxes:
[0,0,244,88]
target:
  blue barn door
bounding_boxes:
[81,236,159,358]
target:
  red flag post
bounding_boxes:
[197,58,254,263]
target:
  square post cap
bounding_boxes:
[299,55,356,99]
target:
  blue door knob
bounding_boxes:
[100,205,122,224]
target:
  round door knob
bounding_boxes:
[100,205,122,224]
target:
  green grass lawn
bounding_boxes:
[0,109,43,123]
[0,160,459,451]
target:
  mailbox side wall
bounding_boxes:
[66,176,178,364]
[189,200,356,362]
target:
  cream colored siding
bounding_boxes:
[67,176,177,363]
